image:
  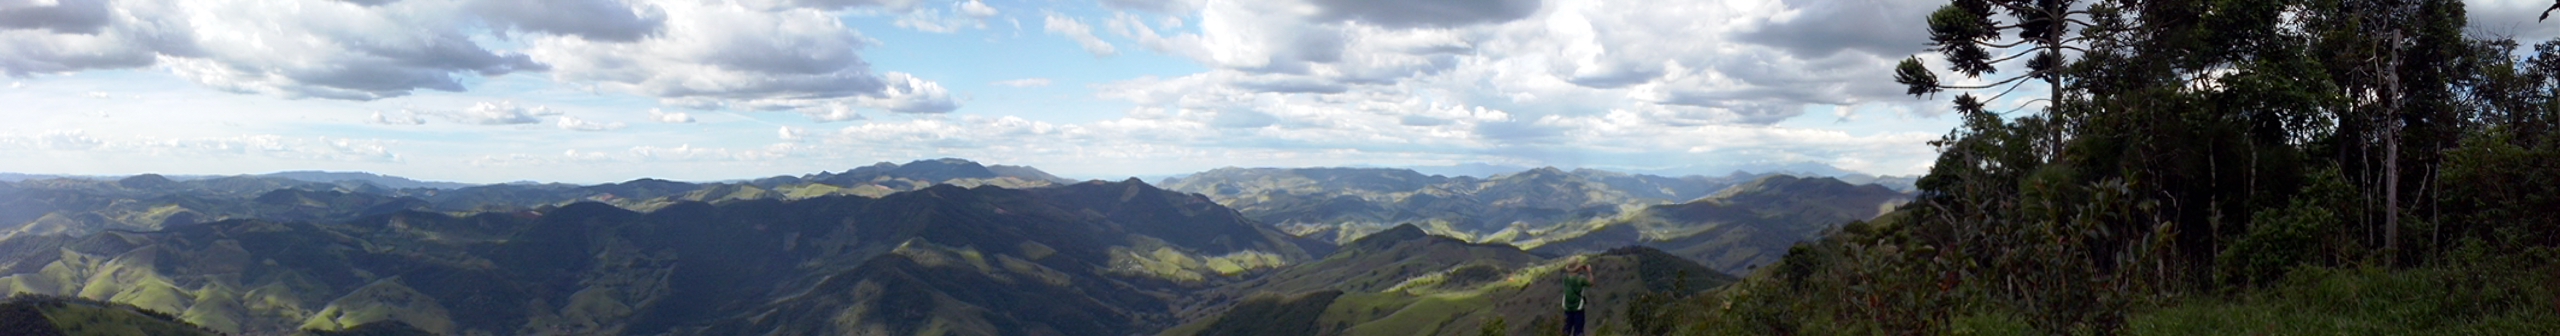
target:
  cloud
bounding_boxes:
[468,142,811,167]
[779,126,807,141]
[801,103,866,122]
[959,0,997,17]
[527,1,962,111]
[991,78,1052,87]
[20,129,103,150]
[1046,14,1118,56]
[371,110,428,125]
[742,0,921,11]
[856,72,959,113]
[449,101,560,125]
[85,91,108,99]
[0,129,402,162]
[82,0,543,100]
[467,0,667,42]
[0,0,112,34]
[1100,0,1202,14]
[1306,0,1542,28]
[555,115,627,131]
[4,0,951,107]
[1732,0,1934,59]
[896,0,1002,33]
[529,2,880,101]
[648,108,696,123]
[154,0,545,100]
[1086,0,1932,132]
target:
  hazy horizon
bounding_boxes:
[0,157,1898,185]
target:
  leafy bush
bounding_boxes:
[2217,167,2350,287]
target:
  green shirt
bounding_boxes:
[1562,274,1590,311]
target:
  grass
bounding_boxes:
[1343,292,1495,336]
[1801,264,2560,336]
[2128,266,2560,335]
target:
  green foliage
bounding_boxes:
[2131,263,2560,335]
[1188,291,1342,336]
[1710,0,2560,334]
[2217,167,2351,286]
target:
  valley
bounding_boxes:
[0,159,1908,335]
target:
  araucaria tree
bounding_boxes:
[1864,0,2557,333]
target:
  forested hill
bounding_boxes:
[1657,0,2560,334]
[0,177,1324,335]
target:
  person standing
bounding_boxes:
[1561,263,1593,336]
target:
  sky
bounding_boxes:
[4,0,2555,184]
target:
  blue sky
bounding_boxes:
[5,0,2550,184]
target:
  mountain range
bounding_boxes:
[0,158,1908,335]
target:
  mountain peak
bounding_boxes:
[1345,224,1441,251]
[116,173,175,189]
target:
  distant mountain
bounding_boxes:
[1399,163,1534,178]
[1162,227,1737,336]
[0,179,1322,335]
[0,159,1912,335]
[257,171,477,190]
[0,175,423,241]
[1190,224,1543,304]
[0,173,78,183]
[1615,161,1861,178]
[1837,174,1921,192]
[0,159,1099,248]
[798,158,1077,188]
[1525,175,1912,275]
[1162,166,1759,242]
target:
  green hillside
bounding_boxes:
[1527,175,1912,274]
[0,175,1324,335]
[1167,239,1740,335]
[0,293,224,336]
[1162,166,1806,243]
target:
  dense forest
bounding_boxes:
[1642,0,2560,334]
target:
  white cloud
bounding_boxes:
[856,72,959,113]
[892,0,1000,33]
[0,0,112,34]
[801,103,866,122]
[1073,0,1945,174]
[741,0,921,12]
[450,101,560,125]
[23,129,103,150]
[2,0,958,108]
[1046,14,1118,57]
[959,0,997,17]
[85,91,108,99]
[466,142,816,167]
[991,78,1052,87]
[467,0,667,42]
[0,129,402,162]
[1100,0,1204,14]
[779,126,807,141]
[648,108,696,123]
[529,2,880,101]
[135,0,541,100]
[526,1,961,112]
[370,110,428,125]
[555,115,627,131]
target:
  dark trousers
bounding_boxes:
[1564,310,1586,336]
